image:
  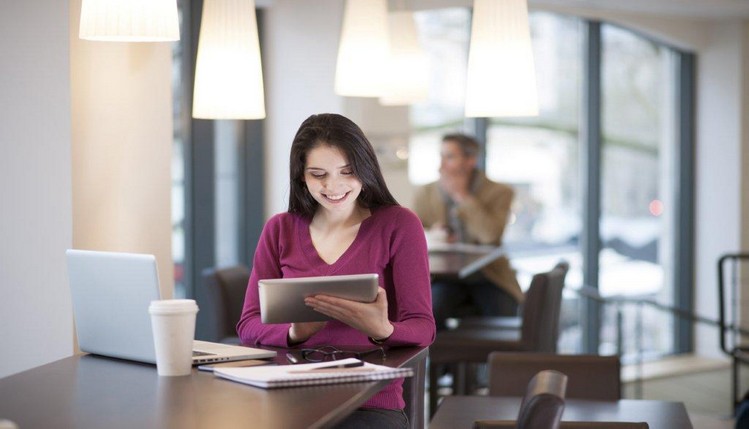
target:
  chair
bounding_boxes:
[429,262,569,416]
[515,370,567,429]
[458,261,569,332]
[488,352,621,401]
[471,369,568,429]
[202,265,250,344]
[474,365,642,429]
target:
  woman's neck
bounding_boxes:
[312,204,370,231]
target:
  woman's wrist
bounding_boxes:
[288,325,306,345]
[369,323,394,344]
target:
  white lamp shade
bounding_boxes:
[192,0,266,120]
[379,11,429,106]
[334,0,390,97]
[79,0,180,42]
[465,0,539,117]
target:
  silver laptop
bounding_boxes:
[259,273,379,323]
[66,249,276,365]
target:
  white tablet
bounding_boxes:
[258,273,379,323]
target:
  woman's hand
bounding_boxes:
[304,287,394,340]
[289,321,326,344]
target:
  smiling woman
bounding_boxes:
[236,113,436,429]
[304,145,363,212]
[288,113,400,219]
[303,144,367,265]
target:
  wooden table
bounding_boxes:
[428,244,506,279]
[429,395,693,429]
[0,346,428,429]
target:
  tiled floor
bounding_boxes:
[622,358,741,429]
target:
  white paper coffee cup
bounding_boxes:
[148,299,199,376]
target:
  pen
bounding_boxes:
[287,367,376,374]
[286,353,299,364]
[311,360,364,370]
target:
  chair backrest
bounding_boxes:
[516,370,567,429]
[520,262,569,352]
[488,352,621,401]
[202,265,250,343]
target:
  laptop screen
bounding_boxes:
[67,249,160,364]
[66,249,278,365]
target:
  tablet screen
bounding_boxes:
[258,273,379,323]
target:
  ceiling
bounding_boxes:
[406,0,749,19]
[533,0,749,19]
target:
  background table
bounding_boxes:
[428,244,506,279]
[429,396,693,429]
[0,346,427,429]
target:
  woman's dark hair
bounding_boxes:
[288,113,398,217]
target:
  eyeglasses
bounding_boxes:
[299,346,386,362]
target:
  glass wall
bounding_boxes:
[406,9,692,357]
[485,12,583,353]
[172,2,187,298]
[214,121,243,267]
[599,24,677,358]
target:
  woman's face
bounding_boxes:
[303,144,363,215]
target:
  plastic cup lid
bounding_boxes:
[148,299,199,314]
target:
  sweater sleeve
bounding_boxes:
[382,208,436,347]
[236,215,293,346]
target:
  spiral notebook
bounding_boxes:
[213,358,413,389]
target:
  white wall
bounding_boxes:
[0,0,175,378]
[0,1,74,378]
[263,0,345,217]
[738,22,749,336]
[69,0,174,300]
[693,22,746,356]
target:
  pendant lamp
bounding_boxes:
[192,0,266,119]
[334,0,390,97]
[465,0,538,117]
[379,11,429,106]
[79,0,180,42]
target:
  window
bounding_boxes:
[406,9,694,358]
[599,24,679,358]
[172,1,188,298]
[485,12,583,353]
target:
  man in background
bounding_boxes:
[413,133,521,330]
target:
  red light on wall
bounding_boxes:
[649,199,664,216]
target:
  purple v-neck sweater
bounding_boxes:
[237,205,435,410]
